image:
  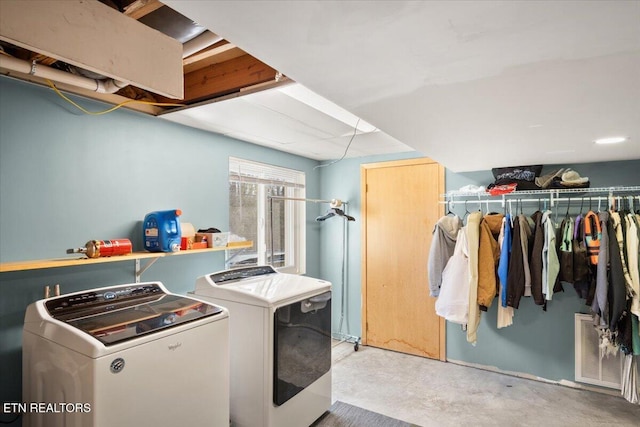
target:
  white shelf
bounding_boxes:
[443,186,640,198]
[442,186,640,208]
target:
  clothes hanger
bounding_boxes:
[463,200,471,222]
[519,198,524,215]
[315,210,336,222]
[316,207,355,222]
[335,208,356,221]
[508,199,515,227]
[446,198,455,216]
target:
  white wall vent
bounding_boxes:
[574,313,622,389]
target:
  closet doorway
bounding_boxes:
[361,158,445,360]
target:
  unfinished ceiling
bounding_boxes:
[0,0,411,161]
[0,0,282,107]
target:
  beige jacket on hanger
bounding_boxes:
[466,211,483,345]
[477,213,504,310]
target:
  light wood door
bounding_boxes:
[361,158,445,360]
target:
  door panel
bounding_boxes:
[361,158,444,359]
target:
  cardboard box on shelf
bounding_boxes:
[195,232,230,248]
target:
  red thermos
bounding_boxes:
[67,239,133,258]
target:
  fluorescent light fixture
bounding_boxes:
[594,136,628,145]
[278,83,377,133]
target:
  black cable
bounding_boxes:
[314,118,362,170]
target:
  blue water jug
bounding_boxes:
[143,209,182,252]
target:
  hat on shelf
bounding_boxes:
[561,170,589,185]
[547,168,590,189]
[535,168,567,189]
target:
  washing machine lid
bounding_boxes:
[44,283,223,346]
[195,266,331,306]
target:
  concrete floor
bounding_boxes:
[331,341,640,427]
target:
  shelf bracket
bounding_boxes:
[135,257,160,283]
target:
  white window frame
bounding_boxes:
[228,157,306,274]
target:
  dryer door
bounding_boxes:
[273,291,331,406]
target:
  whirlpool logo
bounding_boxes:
[168,342,182,351]
[110,358,125,374]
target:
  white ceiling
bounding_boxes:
[161,82,414,160]
[164,0,640,172]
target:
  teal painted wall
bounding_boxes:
[0,77,323,417]
[318,153,640,383]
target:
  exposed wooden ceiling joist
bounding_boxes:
[177,54,278,104]
[183,43,245,74]
[123,0,163,20]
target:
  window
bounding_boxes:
[228,157,306,274]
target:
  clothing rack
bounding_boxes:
[441,186,640,210]
[266,195,361,351]
[268,196,349,205]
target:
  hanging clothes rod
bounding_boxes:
[267,196,348,205]
[441,194,640,208]
[441,196,639,205]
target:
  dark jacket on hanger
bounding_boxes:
[573,215,590,284]
[507,216,526,309]
[607,213,627,332]
[518,214,535,297]
[529,211,545,305]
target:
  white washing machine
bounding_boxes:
[22,281,229,427]
[191,266,332,427]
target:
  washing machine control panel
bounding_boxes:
[209,265,277,284]
[45,284,164,316]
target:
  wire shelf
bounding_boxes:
[441,186,640,208]
[443,186,640,198]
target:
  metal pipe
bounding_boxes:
[0,55,127,94]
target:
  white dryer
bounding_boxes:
[22,282,229,427]
[191,266,332,427]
